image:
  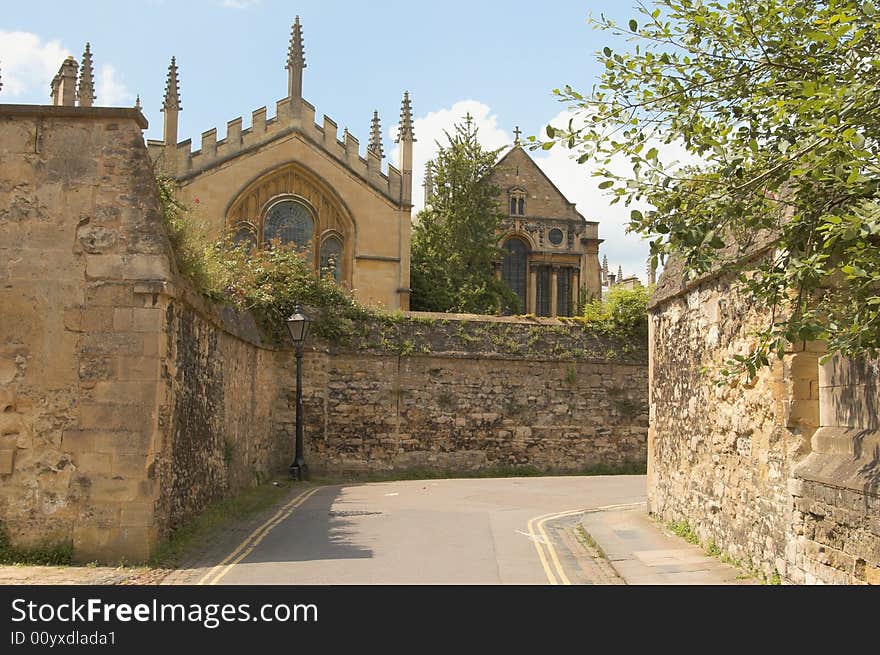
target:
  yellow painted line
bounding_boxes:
[527,513,558,585]
[197,487,321,586]
[205,487,322,586]
[527,504,641,585]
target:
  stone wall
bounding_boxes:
[649,259,880,584]
[154,290,288,535]
[0,105,167,562]
[0,106,290,563]
[286,316,648,476]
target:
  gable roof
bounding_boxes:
[492,145,587,223]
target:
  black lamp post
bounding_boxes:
[286,305,312,481]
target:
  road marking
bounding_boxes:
[526,503,644,585]
[197,487,321,585]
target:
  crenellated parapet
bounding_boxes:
[148,16,410,206]
[147,95,405,204]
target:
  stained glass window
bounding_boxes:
[263,200,314,248]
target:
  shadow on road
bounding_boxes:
[240,485,374,564]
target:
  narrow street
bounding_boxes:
[169,475,645,585]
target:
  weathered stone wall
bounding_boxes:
[279,316,648,476]
[0,105,166,562]
[154,290,288,536]
[0,106,291,563]
[649,261,880,584]
[789,355,880,584]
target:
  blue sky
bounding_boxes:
[1,0,654,281]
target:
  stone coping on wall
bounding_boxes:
[648,230,779,310]
[0,104,148,129]
[405,311,571,326]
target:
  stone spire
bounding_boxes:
[602,254,609,284]
[77,43,95,107]
[50,57,79,107]
[287,16,306,101]
[617,265,624,281]
[396,91,415,144]
[396,91,415,206]
[162,57,181,112]
[423,162,435,205]
[647,257,657,286]
[161,57,181,174]
[368,110,384,159]
[134,95,142,111]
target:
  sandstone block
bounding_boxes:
[115,356,159,381]
[85,255,124,279]
[61,430,96,453]
[113,451,147,476]
[120,503,154,528]
[88,475,141,502]
[131,308,164,333]
[79,402,151,431]
[75,452,112,474]
[0,449,15,474]
[123,255,171,281]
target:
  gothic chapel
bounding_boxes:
[147,17,415,310]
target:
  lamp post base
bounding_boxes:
[289,460,308,481]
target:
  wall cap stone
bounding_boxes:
[0,104,148,129]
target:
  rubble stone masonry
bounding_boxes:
[649,261,880,584]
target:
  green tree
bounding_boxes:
[411,116,519,314]
[541,0,880,380]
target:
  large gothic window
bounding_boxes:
[263,200,314,249]
[502,238,528,313]
[319,235,343,281]
[535,266,551,317]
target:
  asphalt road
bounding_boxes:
[192,475,646,585]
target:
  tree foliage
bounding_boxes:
[410,117,519,314]
[581,285,652,338]
[541,0,880,379]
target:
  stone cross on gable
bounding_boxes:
[514,126,522,144]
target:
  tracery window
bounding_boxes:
[319,235,343,281]
[263,199,314,249]
[231,223,257,252]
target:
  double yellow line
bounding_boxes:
[527,509,586,585]
[197,486,321,585]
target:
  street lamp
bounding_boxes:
[286,305,312,481]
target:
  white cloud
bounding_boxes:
[97,64,131,106]
[222,0,261,8]
[390,99,511,213]
[0,31,69,99]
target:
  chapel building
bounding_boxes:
[147,17,414,311]
[490,143,603,316]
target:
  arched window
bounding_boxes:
[508,189,527,216]
[501,238,528,313]
[263,199,314,249]
[231,223,257,252]
[319,235,343,281]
